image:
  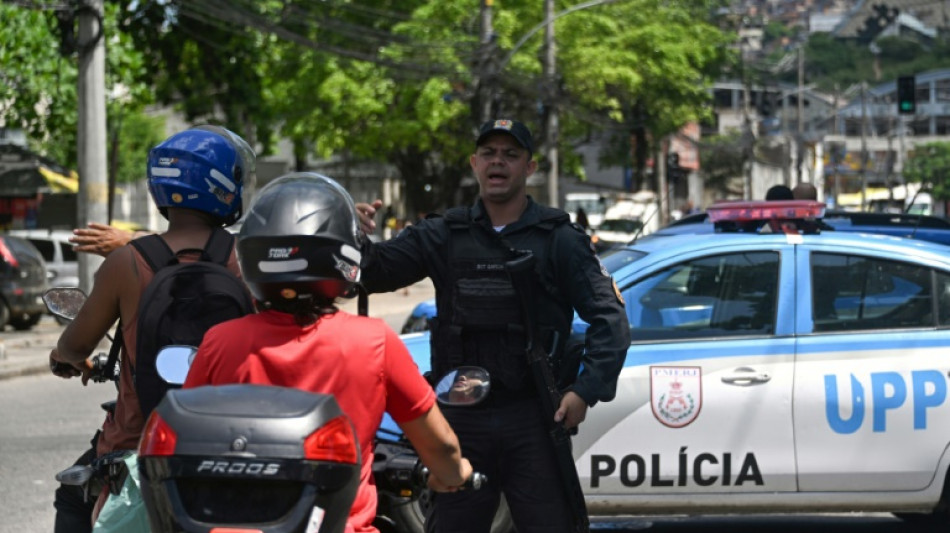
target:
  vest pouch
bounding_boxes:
[453,276,522,328]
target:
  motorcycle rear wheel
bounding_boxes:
[389,490,514,533]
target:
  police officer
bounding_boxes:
[356,119,631,533]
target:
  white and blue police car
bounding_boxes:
[394,200,950,527]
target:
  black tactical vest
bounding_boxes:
[429,206,571,392]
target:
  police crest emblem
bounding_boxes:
[650,366,702,428]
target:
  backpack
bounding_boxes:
[130,227,254,419]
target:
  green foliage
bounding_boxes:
[1,3,154,175]
[903,142,950,201]
[110,110,166,184]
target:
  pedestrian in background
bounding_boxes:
[793,182,818,200]
[766,184,794,201]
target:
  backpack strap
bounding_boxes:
[131,228,234,272]
[202,227,235,267]
[130,234,177,273]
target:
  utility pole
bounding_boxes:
[860,82,869,210]
[797,46,805,185]
[479,0,494,123]
[543,0,559,207]
[77,0,108,292]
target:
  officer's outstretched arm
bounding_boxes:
[398,404,473,492]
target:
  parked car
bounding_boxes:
[0,234,49,330]
[389,200,950,528]
[9,229,79,288]
[590,218,644,252]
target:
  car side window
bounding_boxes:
[28,238,55,262]
[61,241,77,262]
[623,251,780,341]
[811,253,935,332]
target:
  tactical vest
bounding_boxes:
[429,206,572,393]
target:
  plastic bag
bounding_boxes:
[92,452,151,532]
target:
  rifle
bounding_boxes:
[505,251,591,533]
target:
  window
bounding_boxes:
[623,252,780,341]
[811,253,935,332]
[27,239,55,262]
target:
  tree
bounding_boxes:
[903,142,950,201]
[0,3,154,175]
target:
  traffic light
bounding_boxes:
[897,76,916,115]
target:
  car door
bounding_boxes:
[793,243,950,492]
[576,242,798,496]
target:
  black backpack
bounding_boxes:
[130,227,255,418]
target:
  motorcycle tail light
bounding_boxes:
[139,412,178,456]
[303,415,358,464]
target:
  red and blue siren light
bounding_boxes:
[707,200,825,224]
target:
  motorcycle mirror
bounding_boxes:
[42,288,87,322]
[435,366,491,406]
[155,345,198,386]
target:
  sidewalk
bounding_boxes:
[0,279,435,381]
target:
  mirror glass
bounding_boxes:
[155,345,198,385]
[435,366,491,406]
[43,288,87,321]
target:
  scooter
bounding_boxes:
[141,346,362,533]
[45,287,486,533]
[45,288,362,533]
[150,349,487,533]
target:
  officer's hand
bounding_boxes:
[555,391,588,430]
[355,199,383,236]
[71,223,134,257]
[427,458,474,493]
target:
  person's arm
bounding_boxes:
[382,326,471,491]
[557,226,632,409]
[49,246,128,382]
[397,405,473,491]
[71,223,147,257]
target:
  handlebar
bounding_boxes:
[420,466,487,491]
[49,352,117,383]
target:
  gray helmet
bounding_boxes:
[237,172,362,309]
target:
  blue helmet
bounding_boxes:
[147,125,255,226]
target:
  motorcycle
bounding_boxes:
[45,287,488,533]
[45,288,362,533]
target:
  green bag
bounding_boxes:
[92,452,151,533]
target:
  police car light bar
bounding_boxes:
[707,200,825,223]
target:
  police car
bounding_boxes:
[395,200,950,526]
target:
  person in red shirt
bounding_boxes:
[183,172,472,533]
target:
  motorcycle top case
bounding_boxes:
[138,384,361,533]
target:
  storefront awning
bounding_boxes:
[0,165,79,196]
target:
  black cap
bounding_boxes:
[476,119,533,156]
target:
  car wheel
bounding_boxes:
[10,312,42,331]
[388,490,514,533]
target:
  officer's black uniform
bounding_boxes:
[361,196,630,533]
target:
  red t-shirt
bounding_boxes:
[183,310,435,533]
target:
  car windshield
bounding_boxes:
[599,219,642,232]
[600,248,647,274]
